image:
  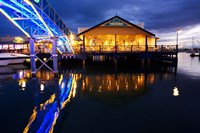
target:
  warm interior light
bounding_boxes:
[12,37,25,43]
[70,34,74,40]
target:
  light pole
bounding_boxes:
[176,28,181,52]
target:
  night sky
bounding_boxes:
[0,0,200,46]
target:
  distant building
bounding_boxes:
[75,16,157,53]
[0,36,29,52]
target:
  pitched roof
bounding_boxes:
[0,36,29,44]
[77,15,155,36]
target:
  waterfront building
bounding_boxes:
[0,36,29,53]
[0,36,54,54]
[75,16,157,53]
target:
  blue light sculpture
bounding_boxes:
[0,0,73,53]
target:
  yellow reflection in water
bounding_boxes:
[148,74,155,84]
[72,78,77,98]
[84,73,151,92]
[19,79,26,91]
[23,107,37,133]
[59,74,63,85]
[82,80,85,91]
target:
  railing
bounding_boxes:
[72,45,177,54]
[156,45,177,52]
[0,44,177,54]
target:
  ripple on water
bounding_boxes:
[178,53,200,79]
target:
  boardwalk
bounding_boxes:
[61,44,178,65]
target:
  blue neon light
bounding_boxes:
[34,0,40,3]
[0,0,73,53]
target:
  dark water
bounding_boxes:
[0,53,200,133]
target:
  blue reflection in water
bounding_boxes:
[13,70,25,80]
[22,74,75,133]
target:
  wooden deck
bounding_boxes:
[68,45,177,57]
[61,45,178,65]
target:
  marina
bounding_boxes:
[0,0,200,133]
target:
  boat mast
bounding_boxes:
[192,36,194,49]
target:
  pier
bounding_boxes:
[61,44,178,66]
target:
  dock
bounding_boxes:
[60,45,178,66]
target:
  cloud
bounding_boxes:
[47,0,200,33]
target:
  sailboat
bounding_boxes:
[186,36,198,53]
[189,36,200,57]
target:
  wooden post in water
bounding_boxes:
[33,77,40,111]
[113,56,118,70]
[115,34,117,53]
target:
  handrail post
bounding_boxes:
[115,45,118,53]
[145,36,148,53]
[99,45,101,52]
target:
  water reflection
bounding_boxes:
[178,53,200,78]
[13,70,77,133]
[0,64,28,80]
[3,53,200,133]
[75,65,177,105]
[1,64,177,132]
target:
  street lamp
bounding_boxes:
[176,28,181,52]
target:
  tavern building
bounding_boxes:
[74,15,157,53]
